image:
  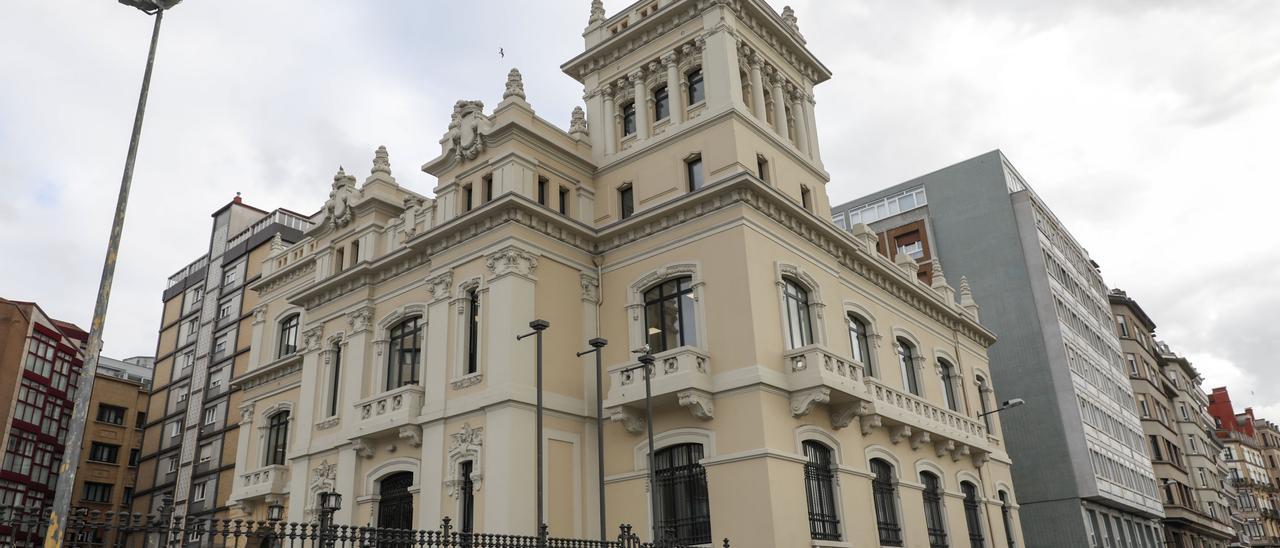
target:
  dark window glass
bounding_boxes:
[922,472,949,548]
[96,404,125,425]
[977,376,992,430]
[962,482,985,548]
[686,157,704,192]
[620,186,635,219]
[328,343,342,417]
[387,317,422,390]
[871,459,903,546]
[82,482,112,503]
[622,102,637,136]
[277,314,299,358]
[460,461,475,533]
[939,359,959,411]
[537,177,548,205]
[653,86,670,120]
[483,176,494,203]
[643,277,698,353]
[999,491,1016,548]
[129,448,140,467]
[466,290,480,375]
[88,443,119,464]
[801,186,813,211]
[264,411,289,466]
[803,441,840,540]
[783,278,813,349]
[464,185,474,212]
[135,411,146,429]
[848,315,872,375]
[757,156,769,182]
[897,339,921,396]
[654,443,711,545]
[687,69,705,104]
[559,187,569,215]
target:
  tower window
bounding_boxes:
[653,86,670,121]
[619,185,635,219]
[801,185,813,211]
[537,177,548,206]
[622,102,637,136]
[558,187,570,215]
[463,184,474,212]
[756,155,769,183]
[686,156,704,192]
[687,69,705,105]
[482,175,494,203]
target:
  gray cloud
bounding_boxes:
[1,0,1277,417]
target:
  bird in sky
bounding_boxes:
[499,47,505,58]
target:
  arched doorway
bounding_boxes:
[377,471,415,530]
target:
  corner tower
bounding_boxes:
[562,0,832,225]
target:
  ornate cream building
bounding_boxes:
[226,1,1024,547]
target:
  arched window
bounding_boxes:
[939,359,959,412]
[848,314,872,375]
[387,317,422,390]
[263,411,289,466]
[962,482,985,548]
[654,443,711,545]
[686,69,705,105]
[644,277,698,352]
[976,375,992,431]
[896,338,920,396]
[998,490,1016,548]
[783,278,813,349]
[466,288,480,374]
[870,458,902,546]
[802,441,840,540]
[277,314,299,358]
[920,472,948,548]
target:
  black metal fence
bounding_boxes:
[0,505,729,548]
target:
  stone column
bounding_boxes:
[335,445,357,524]
[631,69,649,141]
[483,245,538,392]
[804,95,822,164]
[789,86,810,156]
[749,56,766,120]
[418,421,445,531]
[423,272,453,418]
[602,86,616,156]
[699,18,745,112]
[663,52,682,125]
[771,73,790,141]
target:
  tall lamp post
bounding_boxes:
[616,350,659,544]
[516,319,551,547]
[46,1,183,545]
[575,337,609,541]
[975,397,1024,548]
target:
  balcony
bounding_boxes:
[353,384,425,439]
[235,465,289,501]
[863,379,993,464]
[783,344,870,417]
[605,347,713,432]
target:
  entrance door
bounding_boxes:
[377,472,415,530]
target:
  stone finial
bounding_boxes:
[959,276,981,320]
[930,258,948,289]
[372,145,391,175]
[589,0,605,24]
[569,106,588,138]
[269,232,285,255]
[781,6,800,33]
[503,68,526,101]
[894,249,917,276]
[849,223,878,253]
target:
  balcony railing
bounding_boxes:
[226,210,314,250]
[167,255,208,288]
[234,464,289,501]
[865,379,990,455]
[353,384,425,438]
[605,347,713,429]
[783,344,868,400]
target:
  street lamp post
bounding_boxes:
[317,491,342,548]
[616,351,659,544]
[517,319,551,547]
[45,1,182,546]
[575,337,609,542]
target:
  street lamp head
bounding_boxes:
[266,502,285,522]
[637,353,656,365]
[119,0,182,14]
[1001,398,1026,410]
[588,337,608,349]
[528,319,550,331]
[318,491,342,512]
[631,344,651,355]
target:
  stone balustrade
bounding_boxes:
[605,346,714,430]
[235,465,289,500]
[353,384,425,438]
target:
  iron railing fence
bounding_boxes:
[0,505,729,548]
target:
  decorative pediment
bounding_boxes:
[445,100,492,162]
[446,423,484,498]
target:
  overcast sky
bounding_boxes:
[1,1,1277,417]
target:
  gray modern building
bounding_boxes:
[833,150,1166,548]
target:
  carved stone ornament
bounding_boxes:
[252,306,268,324]
[781,6,800,34]
[503,68,526,101]
[428,272,454,302]
[306,460,337,520]
[352,438,375,459]
[447,100,492,162]
[303,326,325,352]
[678,390,714,420]
[399,196,423,242]
[446,423,484,498]
[450,423,483,453]
[347,306,374,333]
[610,407,645,434]
[269,232,286,255]
[372,145,392,175]
[485,246,538,279]
[324,166,359,229]
[399,425,423,447]
[569,106,588,137]
[588,0,604,24]
[790,387,830,417]
[580,273,599,303]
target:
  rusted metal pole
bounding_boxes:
[45,7,166,547]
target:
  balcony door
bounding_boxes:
[377,472,415,531]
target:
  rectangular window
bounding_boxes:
[558,187,570,215]
[1125,353,1138,376]
[686,69,705,105]
[482,174,494,203]
[619,185,635,219]
[87,443,120,464]
[756,155,769,183]
[622,102,637,136]
[466,289,480,375]
[223,267,237,287]
[686,156,704,192]
[537,177,548,206]
[192,482,207,501]
[129,448,140,467]
[122,487,134,505]
[167,457,178,473]
[96,404,126,425]
[334,247,346,274]
[464,184,474,212]
[82,482,112,504]
[653,86,670,121]
[199,443,213,464]
[169,422,181,438]
[801,186,813,211]
[351,240,360,264]
[203,407,217,426]
[1115,315,1129,337]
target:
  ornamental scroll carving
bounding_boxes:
[324,167,359,229]
[485,246,538,279]
[446,424,484,498]
[446,100,492,162]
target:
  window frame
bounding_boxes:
[653,443,712,545]
[263,410,290,466]
[621,101,637,136]
[386,317,423,390]
[619,184,635,220]
[653,85,670,121]
[847,314,874,376]
[920,472,949,548]
[782,278,814,350]
[642,276,699,353]
[896,338,921,396]
[871,458,903,546]
[686,155,704,192]
[802,441,841,541]
[962,481,986,548]
[686,69,705,105]
[277,314,300,358]
[466,289,481,375]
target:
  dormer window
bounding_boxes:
[653,86,670,121]
[687,69,705,105]
[622,102,637,136]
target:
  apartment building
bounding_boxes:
[833,151,1166,547]
[219,2,1026,547]
[130,196,314,523]
[0,298,87,543]
[1208,388,1280,546]
[72,357,150,545]
[1261,420,1280,492]
[1110,289,1236,548]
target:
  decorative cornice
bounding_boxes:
[232,353,303,391]
[485,245,539,281]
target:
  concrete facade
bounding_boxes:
[72,366,149,546]
[834,150,1166,548]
